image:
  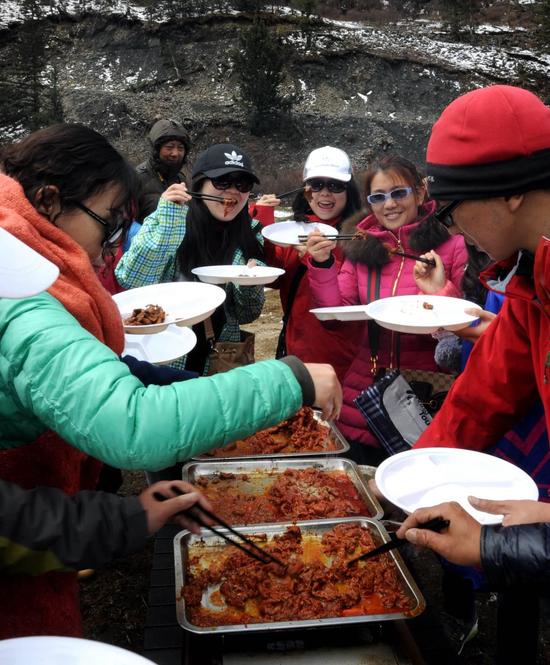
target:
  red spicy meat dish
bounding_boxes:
[203,407,339,457]
[182,523,414,627]
[196,467,371,523]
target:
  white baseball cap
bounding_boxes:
[303,146,353,182]
[0,227,59,298]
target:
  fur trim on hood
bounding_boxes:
[341,200,450,267]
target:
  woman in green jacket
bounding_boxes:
[0,123,341,638]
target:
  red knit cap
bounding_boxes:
[426,85,550,200]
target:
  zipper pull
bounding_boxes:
[545,351,550,384]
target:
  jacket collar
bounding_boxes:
[481,237,550,316]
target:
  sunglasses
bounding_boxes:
[366,187,413,205]
[73,201,126,247]
[210,175,255,193]
[306,179,347,194]
[434,200,461,229]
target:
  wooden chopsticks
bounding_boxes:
[154,486,285,567]
[346,517,449,566]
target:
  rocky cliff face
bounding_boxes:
[0,5,546,185]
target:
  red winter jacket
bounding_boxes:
[308,203,467,447]
[258,211,361,382]
[416,240,550,451]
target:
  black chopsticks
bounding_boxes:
[347,516,450,566]
[391,250,436,267]
[154,486,284,567]
[187,191,232,203]
[276,186,305,199]
[296,234,357,242]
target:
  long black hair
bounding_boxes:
[176,181,264,279]
[291,177,362,223]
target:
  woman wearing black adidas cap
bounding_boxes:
[116,143,266,375]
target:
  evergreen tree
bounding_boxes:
[440,0,480,41]
[536,0,550,48]
[233,18,294,135]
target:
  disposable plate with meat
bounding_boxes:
[175,518,425,633]
[182,458,383,524]
[193,407,349,460]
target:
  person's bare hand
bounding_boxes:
[396,502,482,567]
[303,363,342,421]
[306,231,336,263]
[254,194,281,208]
[454,309,495,343]
[139,480,213,535]
[413,250,446,293]
[160,183,192,205]
[468,496,550,527]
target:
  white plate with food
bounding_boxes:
[261,221,336,247]
[375,448,539,525]
[365,295,480,334]
[191,265,285,286]
[310,305,372,321]
[113,282,226,334]
[123,325,197,365]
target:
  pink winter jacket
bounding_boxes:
[307,202,468,447]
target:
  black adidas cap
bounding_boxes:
[192,143,259,183]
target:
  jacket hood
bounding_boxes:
[341,200,450,267]
[148,119,190,153]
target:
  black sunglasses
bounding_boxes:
[306,178,347,194]
[73,201,126,247]
[434,200,461,229]
[210,175,255,193]
[366,187,413,205]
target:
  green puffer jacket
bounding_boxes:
[0,292,302,471]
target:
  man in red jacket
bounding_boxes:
[415,84,550,454]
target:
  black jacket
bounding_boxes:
[481,523,550,589]
[0,479,148,574]
[136,158,187,221]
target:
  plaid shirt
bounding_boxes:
[115,198,265,370]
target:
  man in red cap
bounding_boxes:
[393,85,550,664]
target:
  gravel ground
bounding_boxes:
[81,290,550,664]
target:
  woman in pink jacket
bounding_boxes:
[307,155,467,464]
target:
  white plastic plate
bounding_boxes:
[375,448,539,525]
[261,221,336,247]
[112,282,226,334]
[0,636,155,665]
[365,295,480,334]
[310,305,372,321]
[191,265,285,286]
[123,325,197,365]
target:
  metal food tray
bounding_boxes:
[181,457,383,521]
[174,517,425,634]
[192,410,349,461]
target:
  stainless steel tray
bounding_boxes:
[182,457,383,521]
[174,517,425,634]
[192,410,349,461]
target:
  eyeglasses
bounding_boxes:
[366,187,413,205]
[306,179,347,194]
[210,175,255,193]
[73,201,126,247]
[434,200,461,229]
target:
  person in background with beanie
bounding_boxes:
[136,118,191,221]
[257,146,363,382]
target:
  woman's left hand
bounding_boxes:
[413,250,446,293]
[468,496,550,527]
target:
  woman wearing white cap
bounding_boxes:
[0,124,341,637]
[261,146,363,382]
